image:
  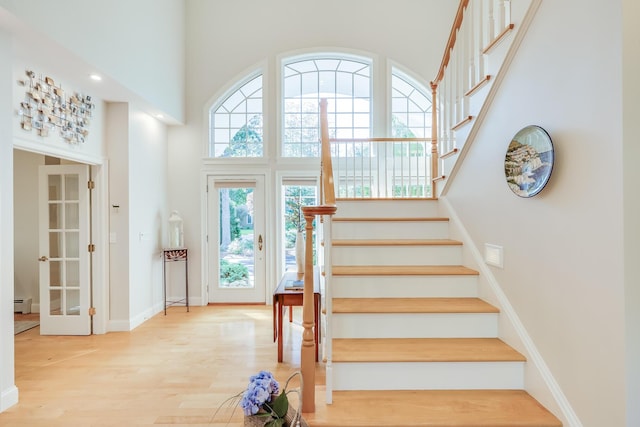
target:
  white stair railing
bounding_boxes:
[432,0,544,197]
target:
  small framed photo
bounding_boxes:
[21,118,32,131]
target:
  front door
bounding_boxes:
[207,175,266,303]
[38,165,91,335]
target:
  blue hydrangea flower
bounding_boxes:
[239,371,281,416]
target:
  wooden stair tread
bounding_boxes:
[332,238,462,246]
[333,216,449,222]
[332,297,499,314]
[304,388,562,427]
[332,338,526,362]
[332,265,479,276]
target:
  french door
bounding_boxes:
[38,165,91,335]
[207,175,266,303]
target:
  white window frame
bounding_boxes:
[203,62,268,164]
[279,52,374,158]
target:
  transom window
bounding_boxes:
[282,56,371,157]
[391,68,432,138]
[206,58,433,160]
[209,74,263,157]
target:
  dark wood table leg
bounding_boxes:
[277,296,284,363]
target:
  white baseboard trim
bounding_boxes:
[108,319,133,332]
[0,385,18,412]
[107,299,205,332]
[440,196,582,427]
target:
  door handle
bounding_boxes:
[258,234,263,251]
[38,256,49,262]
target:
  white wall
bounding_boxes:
[106,102,130,327]
[12,150,42,309]
[622,0,640,425]
[128,107,168,325]
[443,1,630,425]
[0,0,185,123]
[0,28,18,412]
[169,0,458,303]
[107,102,169,330]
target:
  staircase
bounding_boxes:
[308,198,561,426]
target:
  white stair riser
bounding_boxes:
[332,245,462,266]
[331,275,479,298]
[331,361,524,391]
[332,221,449,239]
[335,200,439,218]
[331,313,498,338]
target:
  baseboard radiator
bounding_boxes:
[14,298,32,314]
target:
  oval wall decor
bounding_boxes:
[504,125,554,198]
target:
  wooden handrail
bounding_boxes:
[430,0,471,197]
[320,99,336,207]
[432,0,469,85]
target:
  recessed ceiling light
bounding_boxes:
[89,74,102,81]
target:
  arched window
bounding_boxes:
[209,74,263,157]
[391,68,432,138]
[282,55,371,157]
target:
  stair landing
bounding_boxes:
[303,388,562,427]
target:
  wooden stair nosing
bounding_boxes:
[304,388,563,427]
[331,265,479,276]
[331,338,526,363]
[332,297,499,314]
[332,238,462,247]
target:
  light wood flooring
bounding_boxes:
[1,305,561,426]
[2,305,315,426]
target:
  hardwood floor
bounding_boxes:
[1,305,318,426]
[2,305,561,426]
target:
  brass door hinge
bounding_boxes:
[87,180,95,189]
[88,244,95,252]
[88,307,96,316]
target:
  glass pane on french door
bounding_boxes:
[219,186,255,288]
[208,175,265,303]
[39,164,90,335]
[282,181,317,273]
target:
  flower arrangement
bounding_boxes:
[240,371,299,427]
[212,371,304,427]
[240,371,284,419]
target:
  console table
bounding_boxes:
[273,270,320,363]
[162,248,189,315]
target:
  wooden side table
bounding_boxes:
[162,248,189,315]
[273,271,320,363]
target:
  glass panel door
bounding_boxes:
[207,175,265,303]
[39,165,91,335]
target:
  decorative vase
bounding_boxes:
[243,406,306,427]
[295,231,305,275]
[168,211,184,248]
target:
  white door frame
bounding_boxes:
[205,173,269,304]
[15,149,108,335]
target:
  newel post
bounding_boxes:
[300,205,336,414]
[430,81,439,196]
[300,207,316,413]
